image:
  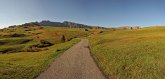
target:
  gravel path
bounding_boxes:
[36,39,106,79]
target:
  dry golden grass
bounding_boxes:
[89,26,165,79]
[0,26,92,79]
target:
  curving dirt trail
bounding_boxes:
[36,39,106,79]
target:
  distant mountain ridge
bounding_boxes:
[9,20,105,29]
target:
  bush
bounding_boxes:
[61,35,66,43]
[99,31,104,33]
[85,29,89,31]
[67,38,73,41]
[25,46,42,52]
[33,40,54,48]
[23,40,53,52]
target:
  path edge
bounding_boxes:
[87,39,108,79]
[34,39,81,79]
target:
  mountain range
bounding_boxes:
[8,20,105,29]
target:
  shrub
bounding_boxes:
[25,46,42,52]
[61,35,66,43]
[99,31,104,33]
[85,29,89,31]
[33,40,54,48]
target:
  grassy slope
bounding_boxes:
[0,26,92,79]
[0,39,80,79]
[89,26,165,79]
[0,26,90,53]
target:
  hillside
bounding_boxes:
[0,25,92,54]
[89,26,165,79]
[0,24,105,79]
[1,24,165,79]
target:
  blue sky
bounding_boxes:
[0,0,165,28]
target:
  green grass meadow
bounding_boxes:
[89,26,165,79]
[0,26,90,79]
[0,38,80,79]
[1,25,165,79]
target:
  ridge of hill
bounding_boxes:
[8,20,105,29]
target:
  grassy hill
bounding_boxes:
[0,26,90,53]
[89,26,165,79]
[1,25,165,79]
[0,25,103,79]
